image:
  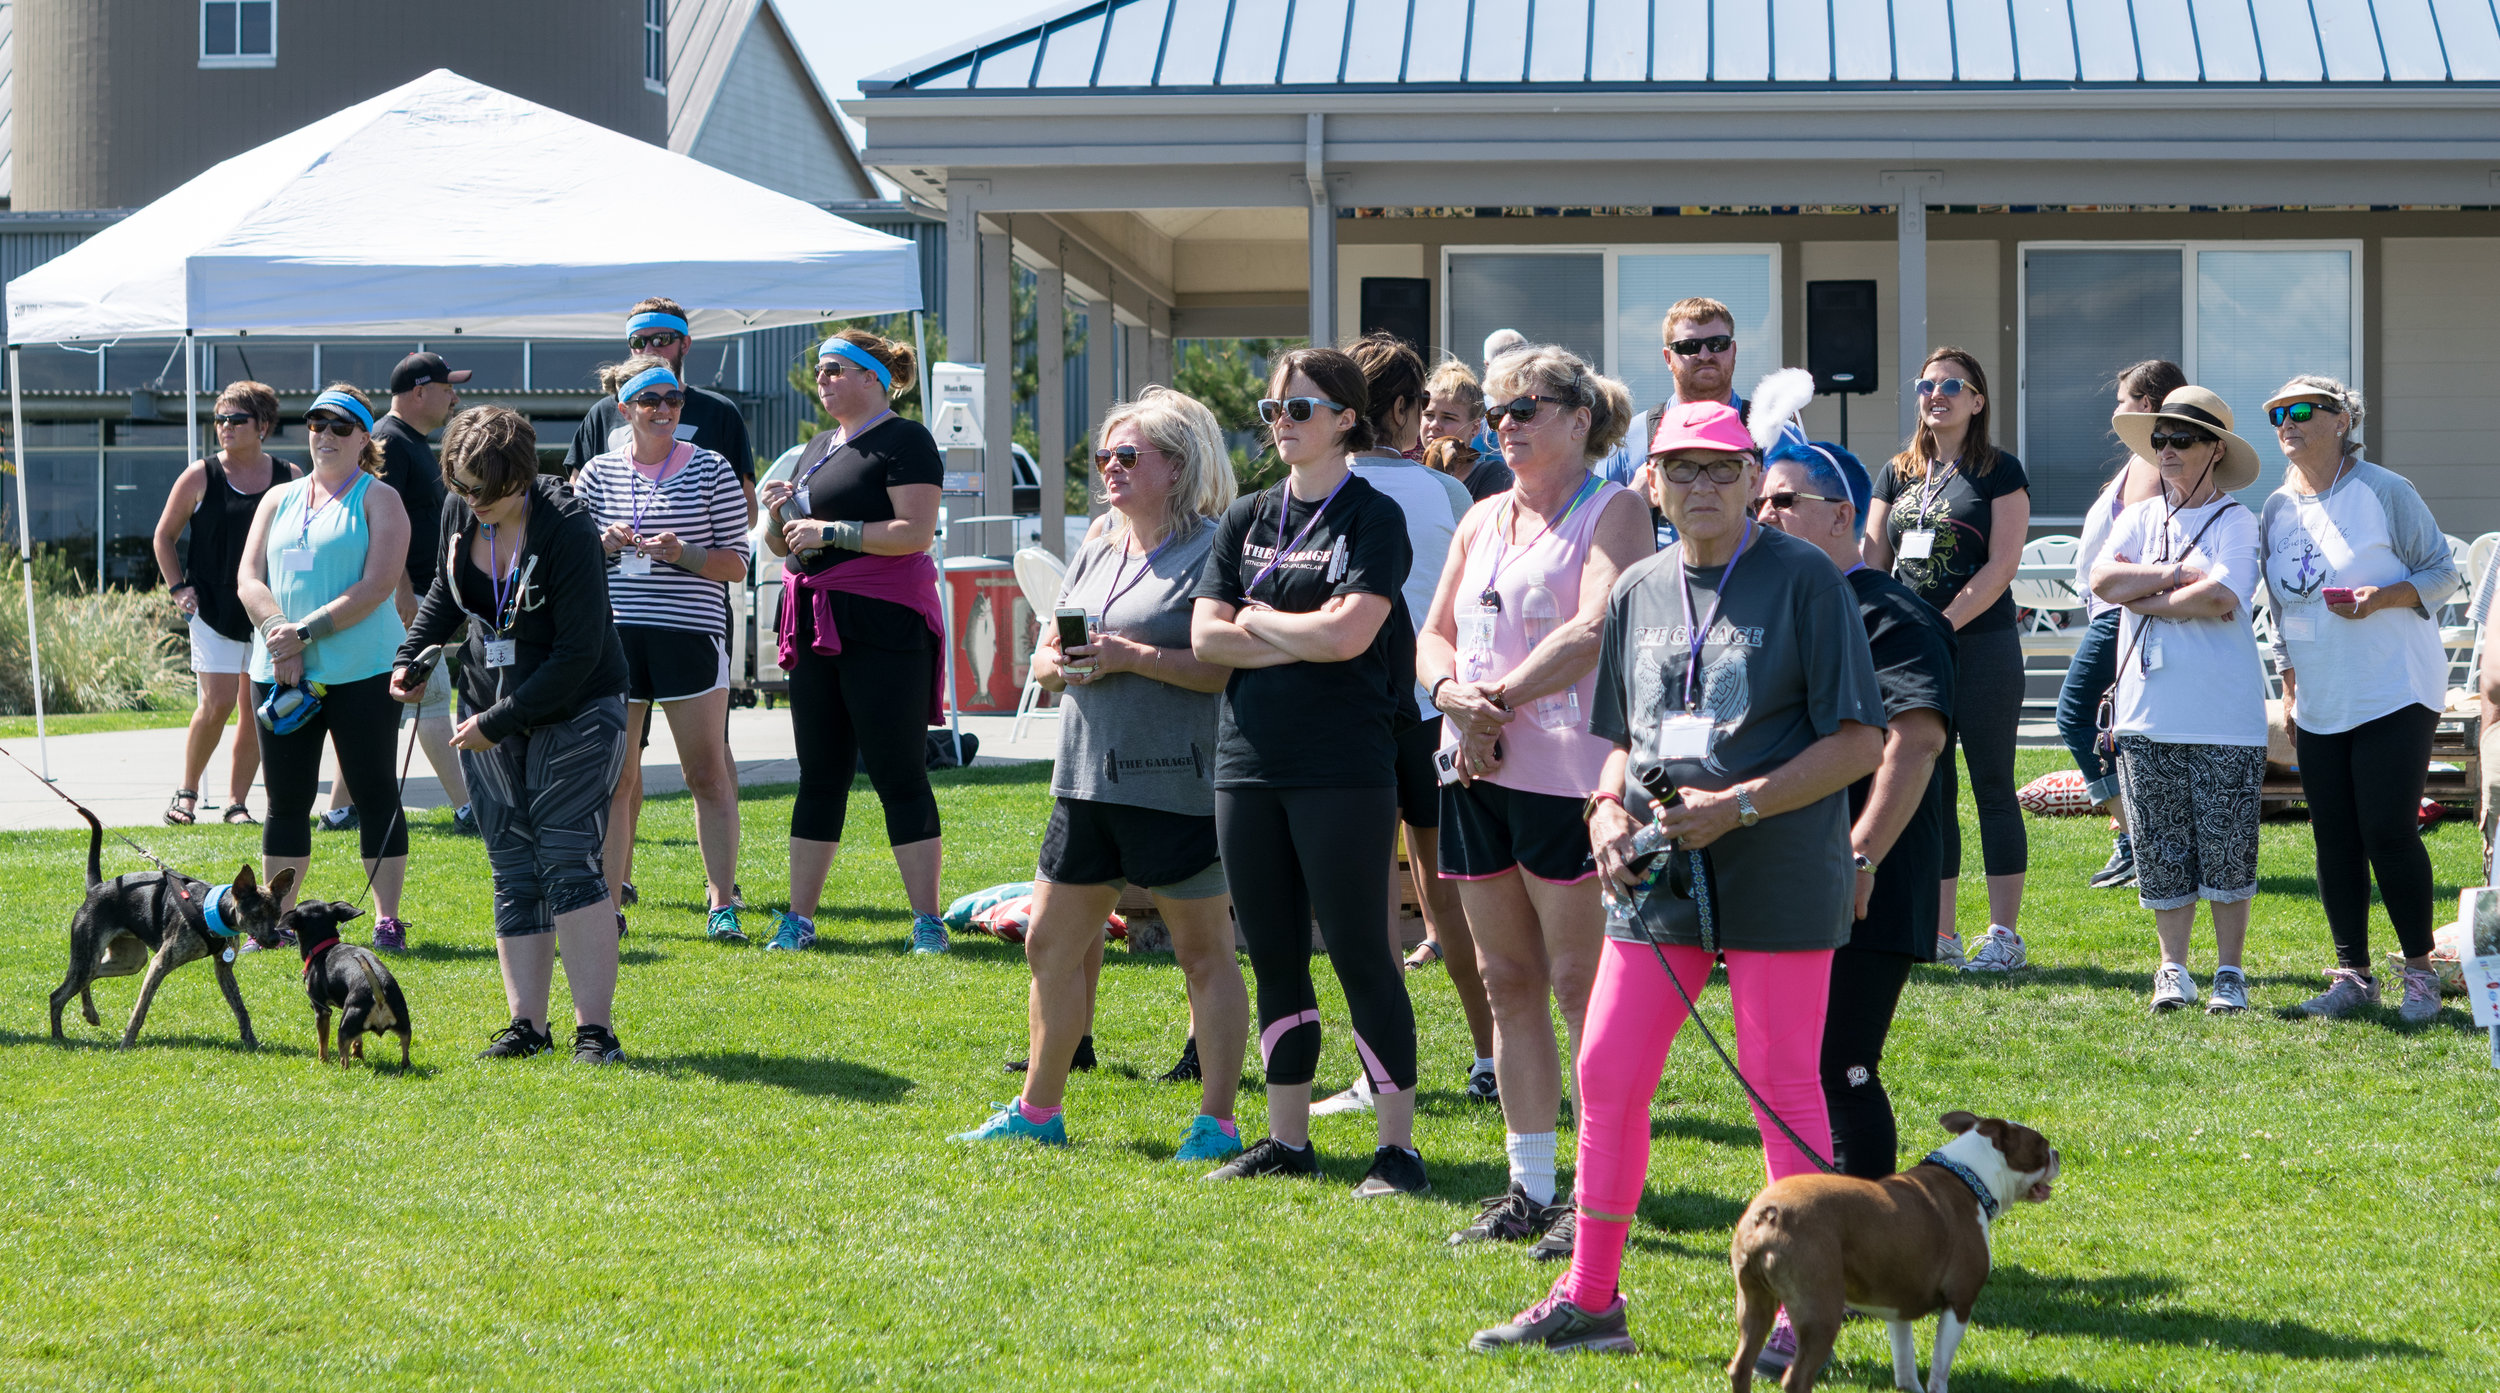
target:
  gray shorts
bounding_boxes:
[461,696,629,937]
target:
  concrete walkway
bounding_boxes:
[0,705,1058,832]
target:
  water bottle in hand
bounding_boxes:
[1521,583,1581,731]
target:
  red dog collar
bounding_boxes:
[298,934,342,980]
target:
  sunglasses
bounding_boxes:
[628,391,687,410]
[1915,377,1975,398]
[627,331,684,352]
[1652,456,1750,484]
[1257,396,1346,425]
[1093,445,1164,473]
[1758,489,1842,512]
[212,412,257,426]
[2148,430,2215,452]
[1667,334,1736,357]
[2268,401,2335,427]
[303,414,361,438]
[446,476,490,500]
[1486,395,1572,426]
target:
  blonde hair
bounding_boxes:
[1425,359,1485,419]
[1663,296,1735,337]
[597,354,676,398]
[1094,386,1237,544]
[1483,345,1633,464]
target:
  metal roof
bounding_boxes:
[861,0,2500,94]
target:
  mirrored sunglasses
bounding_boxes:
[1667,334,1736,356]
[1914,377,1974,398]
[1257,396,1346,425]
[2268,401,2333,427]
[627,331,684,352]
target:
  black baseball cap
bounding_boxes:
[390,351,472,394]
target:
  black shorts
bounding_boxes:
[618,624,728,704]
[1038,797,1226,898]
[1439,778,1597,885]
[1393,715,1445,829]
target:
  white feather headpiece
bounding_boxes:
[1747,367,1816,453]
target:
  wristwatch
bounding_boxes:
[1852,852,1876,873]
[1581,791,1623,823]
[1734,786,1760,827]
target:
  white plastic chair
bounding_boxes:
[2010,535,2084,631]
[1010,546,1069,742]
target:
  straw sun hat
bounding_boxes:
[2111,385,2261,494]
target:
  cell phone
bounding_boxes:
[1433,745,1466,786]
[2321,586,2355,607]
[1055,608,1091,651]
[402,644,445,685]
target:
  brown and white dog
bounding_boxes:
[1727,1111,2060,1393]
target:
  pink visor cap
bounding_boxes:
[1648,400,1754,459]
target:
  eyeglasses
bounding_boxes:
[2268,401,2334,427]
[1758,489,1842,512]
[303,414,361,438]
[1667,334,1736,357]
[1485,395,1571,426]
[212,412,256,426]
[1257,396,1346,425]
[627,331,684,352]
[2148,430,2215,452]
[627,391,687,410]
[1093,445,1164,473]
[446,476,489,500]
[1915,378,1975,398]
[1652,456,1750,484]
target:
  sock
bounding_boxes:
[1015,1098,1061,1125]
[1507,1131,1559,1206]
[1472,1055,1496,1074]
[2215,964,2244,978]
[1399,1147,1420,1159]
[1565,1218,1628,1309]
[2163,960,2189,975]
[1212,1117,1239,1140]
[1276,1138,1309,1152]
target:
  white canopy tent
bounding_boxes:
[6,68,930,773]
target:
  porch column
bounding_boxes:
[1883,170,1942,442]
[1085,291,1114,520]
[979,226,1014,557]
[944,180,986,372]
[1306,113,1334,346]
[1037,253,1068,559]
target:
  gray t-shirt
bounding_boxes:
[1051,516,1222,817]
[1590,525,1888,951]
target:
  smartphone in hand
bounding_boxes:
[1056,607,1094,675]
[2322,586,2356,608]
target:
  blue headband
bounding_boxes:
[627,311,690,336]
[817,337,894,393]
[618,365,681,403]
[307,390,374,433]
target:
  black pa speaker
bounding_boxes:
[1360,278,1431,358]
[1806,280,1878,396]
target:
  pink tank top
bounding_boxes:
[1441,477,1626,799]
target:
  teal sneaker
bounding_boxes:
[1173,1114,1242,1163]
[909,912,951,955]
[952,1101,1067,1146]
[706,905,747,944]
[764,912,815,952]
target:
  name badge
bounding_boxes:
[1658,711,1716,761]
[1460,605,1498,655]
[1899,530,1936,561]
[2143,636,2164,673]
[484,638,517,668]
[281,548,316,573]
[2282,613,2316,642]
[617,553,654,578]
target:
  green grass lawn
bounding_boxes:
[0,708,195,739]
[2,750,2496,1390]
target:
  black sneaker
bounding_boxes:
[2088,835,2136,888]
[618,881,639,908]
[1450,1183,1553,1245]
[1007,1033,1095,1074]
[1528,1198,1577,1262]
[571,1023,626,1065]
[1352,1145,1430,1198]
[1202,1136,1320,1181]
[450,803,480,837]
[1158,1036,1203,1083]
[319,807,359,833]
[475,1017,553,1060]
[1465,1062,1500,1104]
[1468,1282,1634,1354]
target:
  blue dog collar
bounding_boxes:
[200,883,237,938]
[816,336,893,393]
[617,364,680,403]
[307,389,374,433]
[628,310,690,336]
[1923,1150,2001,1222]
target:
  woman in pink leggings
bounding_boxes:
[1470,394,1886,1356]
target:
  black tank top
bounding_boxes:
[186,453,299,640]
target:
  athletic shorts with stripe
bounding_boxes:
[1438,778,1598,884]
[461,695,630,938]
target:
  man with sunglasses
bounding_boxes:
[1593,296,1807,501]
[563,297,758,526]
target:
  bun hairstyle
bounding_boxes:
[1423,436,1479,477]
[1266,346,1375,454]
[1095,386,1239,542]
[1891,345,2001,482]
[1482,344,1633,464]
[440,405,541,505]
[311,382,387,476]
[597,354,676,398]
[1347,331,1426,442]
[823,328,918,400]
[2116,358,2187,410]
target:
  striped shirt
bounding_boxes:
[575,442,751,633]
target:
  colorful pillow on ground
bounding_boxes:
[943,882,1032,930]
[2016,769,2095,816]
[970,894,1125,945]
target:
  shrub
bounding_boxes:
[0,551,195,716]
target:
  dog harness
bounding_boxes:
[1923,1150,2001,1222]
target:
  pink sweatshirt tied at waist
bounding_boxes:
[777,551,947,724]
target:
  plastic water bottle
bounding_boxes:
[1521,583,1580,731]
[1603,763,1683,933]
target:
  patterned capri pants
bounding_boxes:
[2115,735,2264,912]
[459,695,630,937]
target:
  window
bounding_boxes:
[2019,242,2360,518]
[1442,245,1782,411]
[644,0,668,92]
[201,1,276,68]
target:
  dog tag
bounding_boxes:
[1658,712,1715,760]
[484,638,517,668]
[221,946,235,963]
[2283,613,2316,642]
[281,548,316,573]
[617,552,654,578]
[1899,530,1936,561]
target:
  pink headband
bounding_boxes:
[1648,400,1754,458]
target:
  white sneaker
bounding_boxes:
[2206,968,2250,1016]
[1961,925,2028,974]
[1934,929,1966,968]
[2151,963,2201,1013]
[1309,1074,1376,1117]
[2396,967,2444,1025]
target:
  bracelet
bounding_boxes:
[169,579,194,593]
[1429,675,1456,706]
[257,613,288,639]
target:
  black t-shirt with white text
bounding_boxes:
[1844,566,1957,959]
[1191,474,1413,789]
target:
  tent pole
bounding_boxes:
[183,331,199,492]
[11,347,51,778]
[916,309,961,767]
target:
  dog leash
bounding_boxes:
[0,740,196,880]
[344,695,425,913]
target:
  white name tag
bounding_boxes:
[1460,606,1497,655]
[2144,636,2164,672]
[1658,712,1716,760]
[2282,614,2316,642]
[617,553,653,578]
[1899,530,1936,561]
[281,548,316,573]
[484,638,517,668]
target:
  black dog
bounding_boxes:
[50,809,294,1048]
[287,900,413,1068]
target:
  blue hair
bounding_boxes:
[1767,439,1869,522]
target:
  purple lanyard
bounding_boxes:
[483,496,529,633]
[627,445,684,535]
[1244,472,1352,599]
[1677,520,1757,710]
[795,409,896,496]
[1909,459,1960,528]
[1104,527,1181,615]
[296,473,355,550]
[1479,474,1600,612]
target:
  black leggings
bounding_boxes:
[1216,785,1416,1093]
[1820,943,1916,1180]
[2295,703,2439,967]
[254,672,408,861]
[787,637,940,847]
[1942,624,2027,880]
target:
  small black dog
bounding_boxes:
[286,900,413,1068]
[50,809,294,1048]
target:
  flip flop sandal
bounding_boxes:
[222,803,257,825]
[1403,939,1444,971]
[164,790,199,826]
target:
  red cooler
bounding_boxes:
[944,558,1031,713]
